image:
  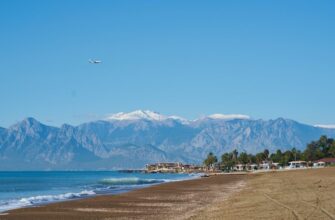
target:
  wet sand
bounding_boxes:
[1,174,247,220]
[2,168,334,220]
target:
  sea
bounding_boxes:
[0,171,198,212]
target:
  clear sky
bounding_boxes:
[1,0,334,127]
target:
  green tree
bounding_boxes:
[270,149,282,163]
[263,149,270,160]
[304,143,316,161]
[329,141,335,157]
[204,152,218,168]
[232,149,238,161]
[304,142,324,161]
[291,148,298,161]
[238,152,249,164]
[221,152,235,172]
[255,152,265,164]
[303,136,335,161]
[249,154,257,163]
[281,150,294,165]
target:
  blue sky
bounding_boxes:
[1,0,334,127]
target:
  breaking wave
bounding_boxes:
[0,190,95,212]
[99,177,168,185]
[0,173,199,213]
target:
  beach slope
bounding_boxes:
[1,174,246,220]
[2,168,335,220]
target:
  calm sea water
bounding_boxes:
[0,171,196,212]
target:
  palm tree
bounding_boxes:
[204,152,218,170]
[263,149,269,161]
[232,149,238,161]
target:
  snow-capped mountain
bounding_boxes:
[105,110,188,123]
[205,114,250,120]
[0,111,335,170]
[105,110,250,122]
[314,124,335,129]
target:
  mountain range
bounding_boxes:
[1,110,335,170]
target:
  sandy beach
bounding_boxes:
[1,174,247,220]
[192,168,335,220]
[1,168,335,220]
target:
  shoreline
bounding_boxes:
[0,173,200,214]
[1,173,248,220]
[2,168,334,219]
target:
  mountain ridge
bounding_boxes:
[1,111,335,170]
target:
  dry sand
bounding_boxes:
[1,168,334,220]
[192,168,335,220]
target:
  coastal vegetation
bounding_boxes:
[204,135,335,171]
[203,152,218,168]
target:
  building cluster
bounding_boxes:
[145,162,205,173]
[145,158,335,174]
[232,161,281,171]
[313,158,335,167]
[233,160,307,171]
[233,158,335,172]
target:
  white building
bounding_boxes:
[246,164,258,171]
[313,161,325,168]
[234,164,245,171]
[258,161,271,170]
[286,161,307,169]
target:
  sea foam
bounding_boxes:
[99,177,167,185]
[0,190,95,212]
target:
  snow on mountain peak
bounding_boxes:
[206,114,250,120]
[105,110,187,122]
[314,124,335,129]
[105,110,251,122]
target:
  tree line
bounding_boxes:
[203,135,335,171]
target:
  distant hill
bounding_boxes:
[1,110,335,170]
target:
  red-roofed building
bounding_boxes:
[316,158,335,166]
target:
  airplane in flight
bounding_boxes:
[88,59,102,64]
